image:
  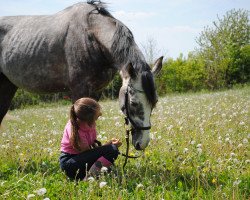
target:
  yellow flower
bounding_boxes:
[212,178,217,184]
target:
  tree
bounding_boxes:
[196,9,250,89]
[141,37,162,66]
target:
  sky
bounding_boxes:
[0,0,249,59]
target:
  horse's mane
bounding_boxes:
[141,71,158,108]
[87,0,111,16]
[87,1,157,106]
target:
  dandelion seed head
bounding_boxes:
[35,188,47,196]
[230,152,236,157]
[136,183,144,189]
[183,148,189,154]
[101,166,108,173]
[243,138,248,144]
[99,181,107,188]
[27,194,35,199]
[197,148,202,155]
[87,176,95,182]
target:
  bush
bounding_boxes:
[10,90,70,110]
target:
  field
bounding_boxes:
[0,86,249,199]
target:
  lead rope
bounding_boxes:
[122,128,130,170]
[121,118,141,170]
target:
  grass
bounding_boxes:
[0,86,249,199]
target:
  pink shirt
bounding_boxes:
[60,121,97,154]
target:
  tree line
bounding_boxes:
[11,9,249,108]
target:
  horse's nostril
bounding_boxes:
[135,142,141,150]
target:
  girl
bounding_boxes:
[59,97,122,180]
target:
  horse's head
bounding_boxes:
[119,57,163,150]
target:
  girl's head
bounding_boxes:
[70,97,101,151]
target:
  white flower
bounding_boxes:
[190,140,195,145]
[233,179,241,186]
[196,144,202,148]
[44,198,50,200]
[99,181,107,188]
[27,194,35,199]
[101,166,108,173]
[239,121,245,126]
[237,143,243,148]
[136,183,144,189]
[36,188,47,196]
[183,148,189,154]
[243,138,248,144]
[115,122,121,127]
[230,153,236,157]
[225,137,230,143]
[87,176,95,182]
[197,148,202,155]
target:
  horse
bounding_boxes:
[0,1,163,150]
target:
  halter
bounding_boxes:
[121,82,152,169]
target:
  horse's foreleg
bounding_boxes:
[0,73,17,125]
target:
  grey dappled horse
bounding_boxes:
[0,1,162,150]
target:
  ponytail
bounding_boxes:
[69,105,81,151]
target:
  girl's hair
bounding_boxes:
[70,98,100,151]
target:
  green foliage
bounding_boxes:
[156,53,206,94]
[101,73,122,99]
[10,89,71,110]
[196,9,250,89]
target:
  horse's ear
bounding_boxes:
[121,63,137,79]
[152,56,163,77]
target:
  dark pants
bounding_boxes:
[59,144,119,180]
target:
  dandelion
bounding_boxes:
[99,181,107,188]
[233,179,241,186]
[197,148,202,155]
[230,153,236,157]
[87,176,95,182]
[225,137,230,143]
[190,140,195,145]
[136,183,144,189]
[239,121,245,126]
[101,166,108,173]
[27,194,35,199]
[183,148,189,154]
[115,122,121,127]
[212,178,217,184]
[35,188,47,196]
[243,138,248,144]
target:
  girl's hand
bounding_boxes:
[111,138,122,147]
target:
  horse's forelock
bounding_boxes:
[141,71,157,108]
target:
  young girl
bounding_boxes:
[59,97,122,180]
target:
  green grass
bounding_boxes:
[0,86,249,199]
